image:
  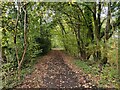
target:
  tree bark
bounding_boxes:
[93,2,102,61]
[18,4,27,79]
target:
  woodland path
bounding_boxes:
[17,50,97,89]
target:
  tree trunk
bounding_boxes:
[93,2,102,61]
[58,19,68,51]
[102,1,111,66]
[18,4,27,80]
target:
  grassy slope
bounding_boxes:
[73,60,119,88]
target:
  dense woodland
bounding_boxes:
[0,1,120,89]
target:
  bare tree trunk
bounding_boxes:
[18,4,27,80]
[93,1,102,61]
[98,1,101,41]
[58,19,68,51]
[105,2,111,41]
[99,1,111,70]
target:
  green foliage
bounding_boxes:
[74,59,119,88]
[1,2,119,89]
[74,60,92,73]
[1,56,38,88]
[74,60,99,75]
[99,66,119,88]
[1,2,52,88]
[35,37,51,55]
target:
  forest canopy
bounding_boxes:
[0,1,120,89]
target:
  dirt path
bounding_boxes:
[17,50,97,89]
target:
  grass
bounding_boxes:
[74,60,99,75]
[73,59,119,88]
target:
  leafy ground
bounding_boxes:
[73,60,119,88]
[16,50,98,89]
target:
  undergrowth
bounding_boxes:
[74,60,119,88]
[1,56,41,89]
